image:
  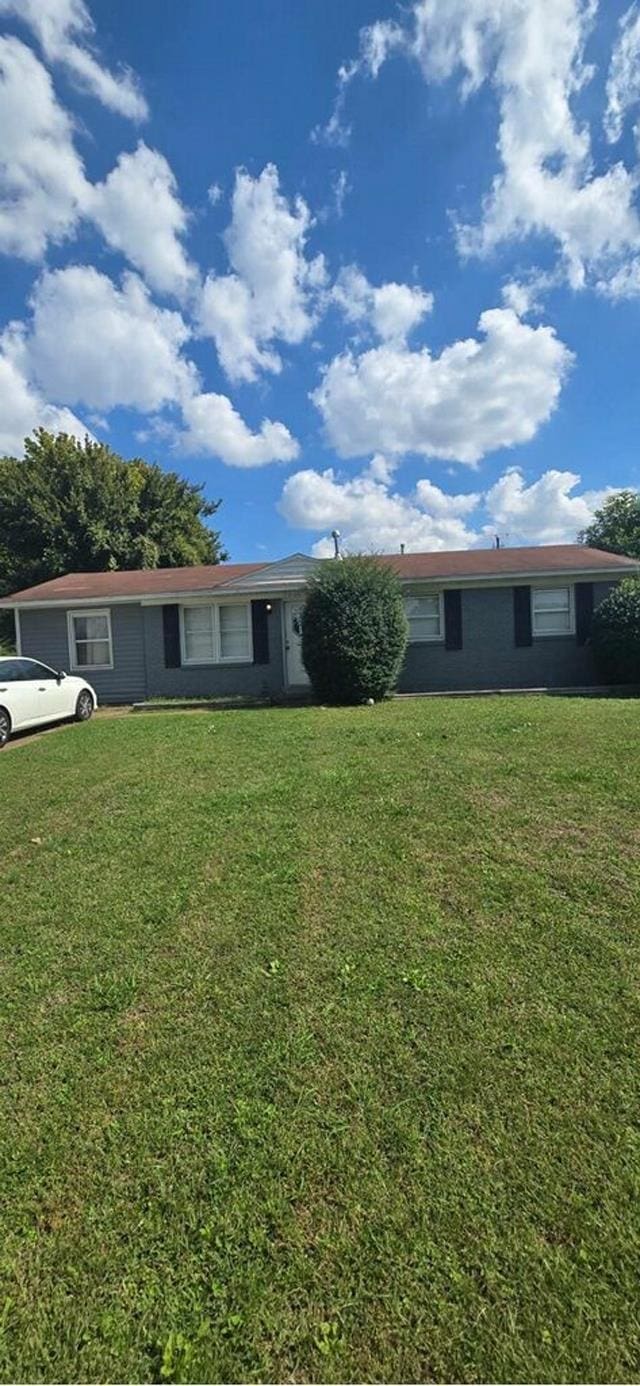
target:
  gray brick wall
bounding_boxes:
[397,581,616,692]
[142,601,286,699]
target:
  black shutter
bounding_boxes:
[444,589,463,650]
[513,586,532,646]
[251,600,270,664]
[575,582,594,646]
[162,604,181,667]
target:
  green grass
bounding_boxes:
[1,698,639,1384]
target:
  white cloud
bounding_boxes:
[0,346,89,454]
[4,264,300,468]
[410,0,640,292]
[605,2,640,142]
[179,392,299,467]
[0,39,189,294]
[0,36,88,259]
[332,169,349,218]
[313,307,573,463]
[279,465,480,555]
[332,265,433,341]
[0,0,147,119]
[198,164,327,382]
[485,466,614,543]
[313,19,405,146]
[598,255,640,297]
[331,0,640,295]
[208,182,223,206]
[89,143,196,299]
[24,265,196,411]
[279,460,615,555]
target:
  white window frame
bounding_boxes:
[179,601,253,666]
[405,591,445,643]
[531,585,575,638]
[67,608,113,670]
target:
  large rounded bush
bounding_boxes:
[591,577,640,684]
[301,556,408,704]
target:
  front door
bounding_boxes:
[283,602,310,687]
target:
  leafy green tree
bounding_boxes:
[301,555,408,704]
[579,490,640,558]
[0,430,227,598]
[591,577,640,684]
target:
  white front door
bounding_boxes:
[283,601,309,687]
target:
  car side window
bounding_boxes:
[0,660,28,682]
[18,660,57,680]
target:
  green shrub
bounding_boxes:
[301,556,408,704]
[591,577,640,684]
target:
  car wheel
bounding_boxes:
[75,690,94,722]
[0,707,10,748]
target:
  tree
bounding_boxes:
[579,490,640,559]
[0,430,227,600]
[301,555,408,704]
[591,578,640,684]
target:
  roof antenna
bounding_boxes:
[400,543,405,555]
[331,529,342,560]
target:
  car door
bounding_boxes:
[16,659,70,725]
[0,659,37,728]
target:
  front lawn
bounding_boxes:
[1,698,639,1383]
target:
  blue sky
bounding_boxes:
[1,0,639,561]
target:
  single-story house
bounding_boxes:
[1,545,638,702]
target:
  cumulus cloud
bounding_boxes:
[328,0,640,296]
[198,164,327,382]
[279,464,480,555]
[0,36,89,259]
[0,0,147,119]
[413,0,640,293]
[332,265,433,341]
[279,460,614,555]
[312,307,573,463]
[179,392,299,467]
[0,346,89,455]
[484,467,614,544]
[0,40,192,297]
[89,143,196,299]
[3,263,300,467]
[24,265,196,412]
[605,1,640,143]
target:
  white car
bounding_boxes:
[0,656,97,748]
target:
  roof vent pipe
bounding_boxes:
[331,529,342,559]
[400,543,405,555]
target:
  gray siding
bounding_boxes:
[142,601,286,699]
[398,581,616,693]
[20,604,147,704]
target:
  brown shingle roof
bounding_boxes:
[1,562,265,604]
[1,545,637,605]
[375,544,639,580]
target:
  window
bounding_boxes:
[219,603,251,660]
[405,594,443,642]
[68,610,113,668]
[531,586,574,636]
[18,660,57,680]
[183,605,215,663]
[181,603,252,664]
[0,659,28,682]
